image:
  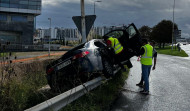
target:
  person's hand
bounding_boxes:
[152,66,156,70]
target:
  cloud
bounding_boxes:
[38,0,190,37]
[42,0,79,7]
[182,33,190,38]
[185,24,190,30]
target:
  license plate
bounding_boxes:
[57,60,71,70]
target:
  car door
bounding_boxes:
[103,23,142,60]
[125,23,142,56]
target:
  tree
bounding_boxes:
[139,25,152,40]
[151,20,178,48]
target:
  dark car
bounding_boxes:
[46,23,142,92]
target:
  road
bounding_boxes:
[110,46,190,111]
[0,51,66,64]
[181,44,190,57]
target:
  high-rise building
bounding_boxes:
[0,0,41,45]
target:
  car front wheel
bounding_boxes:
[102,57,113,78]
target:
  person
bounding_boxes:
[177,43,181,51]
[137,39,153,95]
[106,36,131,71]
[136,40,157,87]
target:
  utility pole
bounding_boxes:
[48,18,51,57]
[93,1,102,39]
[172,0,175,50]
[81,0,86,43]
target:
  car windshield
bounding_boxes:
[106,31,124,39]
[126,25,137,39]
[94,41,106,48]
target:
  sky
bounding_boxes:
[36,0,190,38]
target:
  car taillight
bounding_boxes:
[47,68,54,74]
[73,51,90,60]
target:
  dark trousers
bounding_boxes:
[139,68,151,85]
[115,53,125,69]
[114,50,133,69]
[142,65,152,91]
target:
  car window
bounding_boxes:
[94,41,106,48]
[126,25,137,39]
[106,31,124,39]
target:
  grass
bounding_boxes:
[156,46,188,57]
[0,71,48,111]
[0,51,129,111]
[61,68,129,111]
[0,59,55,111]
[0,52,15,57]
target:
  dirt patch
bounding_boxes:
[60,46,73,49]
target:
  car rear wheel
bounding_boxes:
[102,57,113,78]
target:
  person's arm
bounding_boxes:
[152,57,157,70]
[138,47,145,56]
[152,51,157,70]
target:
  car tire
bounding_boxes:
[102,57,114,78]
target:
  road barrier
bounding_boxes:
[25,77,103,111]
[25,64,122,111]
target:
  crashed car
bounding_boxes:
[46,23,142,91]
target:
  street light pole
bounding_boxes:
[93,1,101,39]
[81,0,87,43]
[172,0,175,50]
[48,18,51,57]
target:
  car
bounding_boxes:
[46,23,142,92]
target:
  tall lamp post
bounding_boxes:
[172,0,175,50]
[48,18,51,57]
[93,0,102,39]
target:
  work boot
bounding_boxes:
[140,90,149,95]
[136,83,144,88]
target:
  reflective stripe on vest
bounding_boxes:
[108,37,123,54]
[140,44,153,65]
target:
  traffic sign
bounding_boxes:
[72,15,96,37]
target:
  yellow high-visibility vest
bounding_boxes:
[108,37,123,54]
[140,44,153,65]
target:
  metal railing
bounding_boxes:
[25,77,103,111]
[25,64,122,111]
[0,44,71,52]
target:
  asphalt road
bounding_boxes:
[110,52,190,111]
[181,44,190,56]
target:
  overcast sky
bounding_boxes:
[36,0,190,38]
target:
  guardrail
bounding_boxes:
[25,64,122,111]
[25,77,103,111]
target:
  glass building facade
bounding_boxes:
[0,0,41,10]
[0,0,41,45]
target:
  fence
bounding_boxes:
[0,44,70,52]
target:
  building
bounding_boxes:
[36,28,80,43]
[36,25,117,43]
[0,0,41,45]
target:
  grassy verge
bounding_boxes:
[61,69,129,111]
[156,46,188,57]
[0,59,55,111]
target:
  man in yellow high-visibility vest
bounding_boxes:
[106,36,128,71]
[136,40,157,87]
[138,39,153,95]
